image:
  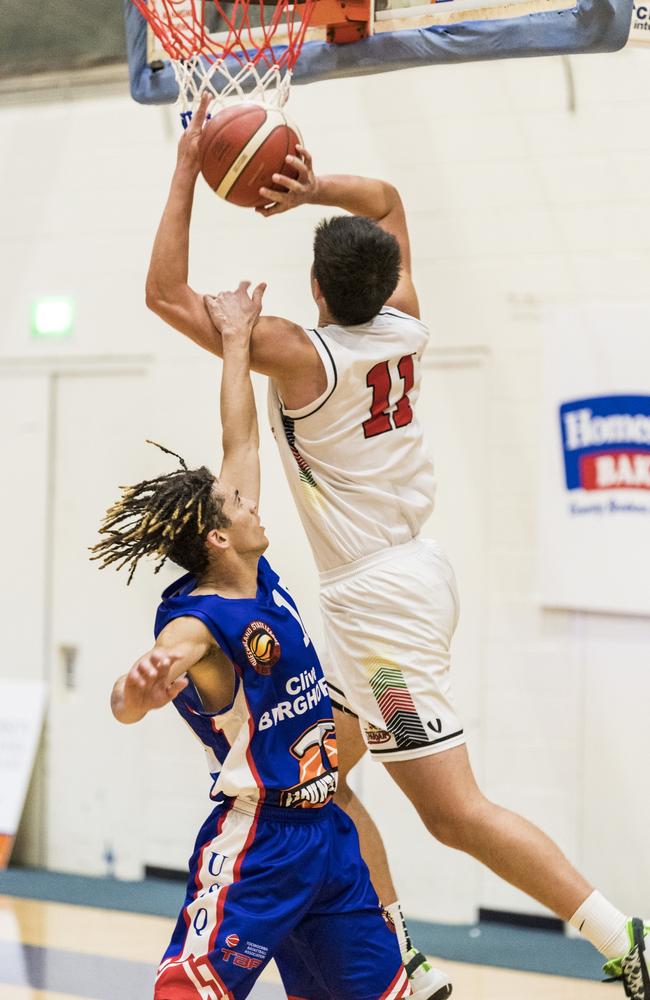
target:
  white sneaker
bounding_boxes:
[404,948,453,1000]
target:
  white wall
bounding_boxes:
[1,44,649,921]
[0,371,49,863]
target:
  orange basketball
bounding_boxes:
[199,104,302,208]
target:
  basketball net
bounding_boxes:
[131,0,317,121]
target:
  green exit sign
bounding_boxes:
[32,297,75,338]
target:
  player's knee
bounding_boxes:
[419,795,488,849]
[421,809,465,847]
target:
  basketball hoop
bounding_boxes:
[130,0,318,120]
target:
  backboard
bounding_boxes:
[125,0,634,106]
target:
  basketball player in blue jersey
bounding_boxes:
[144,95,650,1000]
[95,282,410,1000]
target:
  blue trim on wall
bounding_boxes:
[1,868,604,981]
[407,917,603,982]
[0,867,183,918]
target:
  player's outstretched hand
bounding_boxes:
[112,649,188,724]
[256,146,318,217]
[204,281,266,342]
[175,92,211,177]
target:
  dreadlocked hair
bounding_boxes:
[90,441,231,584]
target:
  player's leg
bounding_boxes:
[277,802,409,1000]
[333,705,398,907]
[384,743,650,997]
[323,549,455,999]
[331,705,451,1000]
[386,742,591,918]
[154,803,315,1000]
[323,538,649,997]
[274,934,334,1000]
[279,912,410,1000]
[325,534,583,912]
[332,705,450,999]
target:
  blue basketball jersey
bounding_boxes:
[154,557,338,811]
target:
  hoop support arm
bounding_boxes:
[299,0,374,43]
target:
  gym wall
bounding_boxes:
[1,46,649,924]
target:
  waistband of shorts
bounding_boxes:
[319,536,428,587]
[227,797,335,824]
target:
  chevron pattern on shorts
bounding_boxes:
[369,665,429,748]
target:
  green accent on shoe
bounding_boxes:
[405,947,433,978]
[603,956,623,979]
[602,919,650,987]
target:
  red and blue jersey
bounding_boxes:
[153,558,408,999]
[154,556,338,811]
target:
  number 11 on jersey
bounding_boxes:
[362,354,415,439]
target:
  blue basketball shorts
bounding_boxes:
[154,799,409,1000]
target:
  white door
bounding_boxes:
[45,358,320,877]
[0,373,49,679]
[46,369,210,876]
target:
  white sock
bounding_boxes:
[569,891,630,959]
[386,900,412,958]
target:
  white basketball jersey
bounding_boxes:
[267,306,436,573]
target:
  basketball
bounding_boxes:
[199,104,303,208]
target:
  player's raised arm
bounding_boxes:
[258,148,419,319]
[145,96,323,384]
[145,93,219,354]
[206,281,265,505]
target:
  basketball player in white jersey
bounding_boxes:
[145,95,649,1000]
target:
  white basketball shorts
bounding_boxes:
[320,537,466,762]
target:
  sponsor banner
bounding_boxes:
[560,396,650,490]
[539,307,650,615]
[0,679,46,869]
[629,0,650,43]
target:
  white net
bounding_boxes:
[132,0,314,118]
[173,55,292,120]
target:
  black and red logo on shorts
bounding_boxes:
[365,724,392,746]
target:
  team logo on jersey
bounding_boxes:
[560,395,650,491]
[280,719,338,808]
[225,934,240,948]
[242,621,281,674]
[364,724,392,746]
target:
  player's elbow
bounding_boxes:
[110,687,140,726]
[145,267,181,313]
[373,178,399,203]
[145,278,167,315]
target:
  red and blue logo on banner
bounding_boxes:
[560,395,650,491]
